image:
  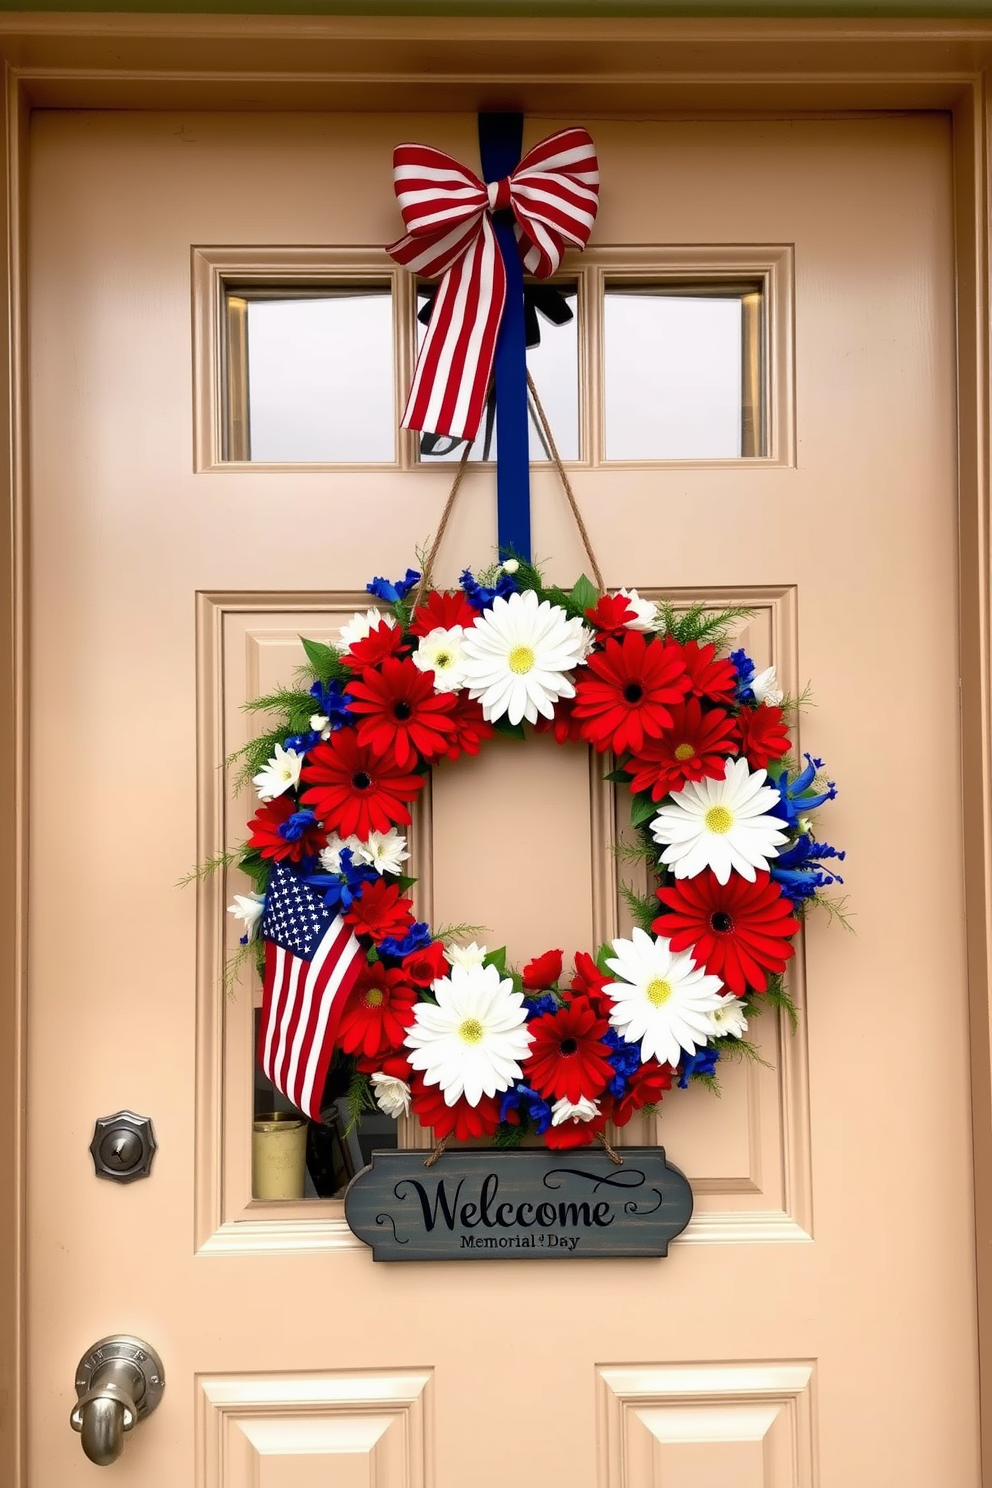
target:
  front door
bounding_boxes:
[26,106,979,1485]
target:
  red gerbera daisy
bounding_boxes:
[401,939,449,987]
[569,950,611,1018]
[344,878,416,943]
[624,698,738,800]
[409,589,477,637]
[340,619,407,670]
[522,949,563,990]
[246,795,327,863]
[584,593,635,638]
[654,868,800,996]
[439,692,495,762]
[736,703,791,770]
[346,657,456,769]
[410,1073,501,1141]
[663,636,738,705]
[300,731,423,839]
[527,997,614,1103]
[337,963,418,1059]
[573,631,691,754]
[533,689,586,744]
[608,1059,674,1128]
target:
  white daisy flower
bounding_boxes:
[460,588,588,726]
[338,607,396,651]
[252,742,304,800]
[750,664,784,707]
[404,962,533,1106]
[319,833,364,874]
[551,1095,601,1126]
[651,757,788,885]
[309,712,332,740]
[604,927,726,1068]
[227,892,264,940]
[708,994,749,1040]
[353,829,409,876]
[445,941,488,969]
[370,1072,412,1119]
[614,587,658,632]
[412,625,468,692]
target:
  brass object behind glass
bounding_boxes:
[252,1110,308,1200]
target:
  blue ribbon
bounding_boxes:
[478,111,531,563]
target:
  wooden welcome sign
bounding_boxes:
[344,1147,692,1261]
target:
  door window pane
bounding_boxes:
[225,286,395,463]
[416,284,580,463]
[604,284,763,460]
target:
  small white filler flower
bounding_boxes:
[404,962,533,1106]
[750,664,784,707]
[412,625,468,692]
[252,742,304,800]
[319,834,364,874]
[370,1072,412,1119]
[604,927,726,1068]
[354,829,409,876]
[445,941,489,969]
[227,892,265,940]
[460,588,588,726]
[551,1095,601,1126]
[651,756,788,885]
[708,994,750,1040]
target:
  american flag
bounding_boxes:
[258,862,364,1121]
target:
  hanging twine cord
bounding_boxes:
[410,440,474,609]
[424,1135,450,1168]
[597,1131,624,1165]
[526,371,605,592]
[411,379,606,602]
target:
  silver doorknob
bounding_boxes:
[70,1336,164,1466]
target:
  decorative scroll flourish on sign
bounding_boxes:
[344,1147,693,1261]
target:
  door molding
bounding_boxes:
[1,17,990,1484]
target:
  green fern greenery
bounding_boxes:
[656,599,755,650]
[343,1068,375,1136]
[175,849,238,888]
[434,922,489,946]
[810,893,854,932]
[761,975,799,1031]
[619,882,656,931]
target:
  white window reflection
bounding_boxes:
[417,285,580,463]
[604,288,757,460]
[230,288,395,463]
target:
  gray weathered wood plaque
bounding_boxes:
[343,1147,692,1261]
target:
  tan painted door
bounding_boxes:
[26,107,978,1486]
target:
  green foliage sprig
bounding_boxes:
[656,599,755,650]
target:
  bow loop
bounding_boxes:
[387,126,599,441]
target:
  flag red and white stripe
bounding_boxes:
[387,127,599,442]
[258,915,364,1121]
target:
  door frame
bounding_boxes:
[1,15,991,1482]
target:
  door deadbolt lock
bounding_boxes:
[71,1335,165,1466]
[89,1111,156,1183]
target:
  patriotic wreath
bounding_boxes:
[226,559,843,1155]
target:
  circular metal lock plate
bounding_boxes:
[74,1335,166,1420]
[89,1112,157,1183]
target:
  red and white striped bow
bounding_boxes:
[387,127,599,442]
